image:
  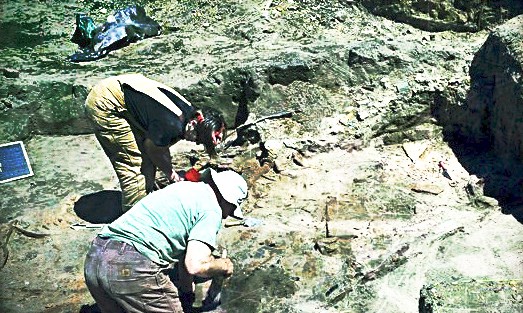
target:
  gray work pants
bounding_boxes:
[84,236,183,313]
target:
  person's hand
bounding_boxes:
[221,258,234,277]
[169,171,183,183]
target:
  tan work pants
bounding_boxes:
[84,76,156,212]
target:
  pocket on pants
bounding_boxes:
[108,263,159,295]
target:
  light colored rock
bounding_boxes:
[402,141,429,163]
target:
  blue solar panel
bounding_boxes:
[0,141,33,184]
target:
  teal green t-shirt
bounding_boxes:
[98,181,222,265]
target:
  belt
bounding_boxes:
[94,236,137,252]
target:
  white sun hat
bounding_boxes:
[209,169,248,219]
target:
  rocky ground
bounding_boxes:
[1,1,522,313]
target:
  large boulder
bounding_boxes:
[461,15,523,159]
[360,0,523,32]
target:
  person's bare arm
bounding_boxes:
[143,138,181,182]
[184,240,233,278]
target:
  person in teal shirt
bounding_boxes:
[84,169,247,313]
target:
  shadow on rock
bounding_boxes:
[74,190,123,223]
[499,201,523,224]
[79,303,101,313]
[446,138,523,224]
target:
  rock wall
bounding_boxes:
[360,0,523,32]
[0,1,520,153]
[2,0,514,147]
[458,15,523,159]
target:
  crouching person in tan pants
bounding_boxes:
[85,74,226,212]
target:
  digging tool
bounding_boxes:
[222,110,295,150]
[70,223,105,230]
[224,217,262,228]
[201,249,228,311]
[438,161,452,180]
[235,111,294,132]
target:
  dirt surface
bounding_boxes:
[1,129,521,313]
[218,133,523,312]
[1,1,522,312]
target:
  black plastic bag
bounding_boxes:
[70,13,97,49]
[69,5,161,62]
